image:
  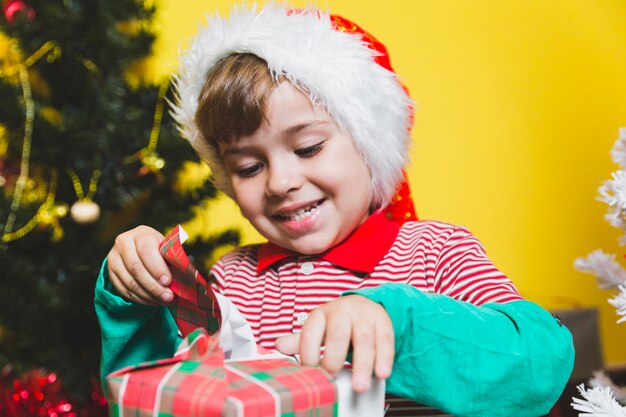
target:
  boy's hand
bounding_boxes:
[275,294,394,393]
[107,225,174,306]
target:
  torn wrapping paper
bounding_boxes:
[105,225,385,417]
[158,225,260,359]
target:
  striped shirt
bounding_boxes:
[210,212,522,349]
[210,212,522,416]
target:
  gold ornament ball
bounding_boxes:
[70,199,101,224]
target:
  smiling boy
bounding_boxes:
[95,4,574,416]
[217,81,372,255]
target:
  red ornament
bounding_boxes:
[3,0,35,23]
[0,365,108,417]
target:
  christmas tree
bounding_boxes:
[572,128,626,416]
[0,0,239,414]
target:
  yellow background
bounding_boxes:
[149,0,626,366]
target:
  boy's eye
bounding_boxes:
[295,142,324,158]
[237,163,262,178]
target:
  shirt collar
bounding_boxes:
[256,210,400,275]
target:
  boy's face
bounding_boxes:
[219,82,373,255]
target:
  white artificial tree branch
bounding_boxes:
[604,209,626,233]
[608,285,626,323]
[571,384,626,416]
[590,370,626,402]
[575,250,626,289]
[611,128,626,169]
[598,170,626,233]
[573,130,626,416]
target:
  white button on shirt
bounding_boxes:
[296,312,309,325]
[212,215,523,350]
[300,262,314,275]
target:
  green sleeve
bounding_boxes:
[94,258,181,381]
[347,283,574,417]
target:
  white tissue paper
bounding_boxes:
[214,291,386,417]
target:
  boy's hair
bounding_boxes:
[172,3,414,209]
[195,53,278,147]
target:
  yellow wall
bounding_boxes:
[149,0,626,366]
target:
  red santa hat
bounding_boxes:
[171,2,417,222]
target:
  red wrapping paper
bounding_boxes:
[159,225,222,336]
[105,226,339,417]
[106,328,338,417]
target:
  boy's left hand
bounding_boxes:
[275,294,394,393]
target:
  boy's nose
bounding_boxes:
[265,161,303,197]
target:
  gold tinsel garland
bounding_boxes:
[1,37,168,242]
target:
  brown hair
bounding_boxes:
[194,53,279,147]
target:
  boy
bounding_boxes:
[95,3,574,416]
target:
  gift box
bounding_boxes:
[105,226,385,417]
[106,328,340,417]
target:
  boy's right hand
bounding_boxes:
[107,225,174,306]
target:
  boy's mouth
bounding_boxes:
[275,199,325,222]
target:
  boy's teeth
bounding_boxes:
[281,202,320,220]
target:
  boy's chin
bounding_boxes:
[281,237,335,255]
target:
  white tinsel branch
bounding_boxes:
[604,212,626,238]
[590,370,626,402]
[611,128,626,169]
[608,285,626,323]
[572,384,626,416]
[573,130,626,417]
[575,250,626,289]
[599,131,626,235]
[598,170,626,233]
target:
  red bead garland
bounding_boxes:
[0,366,107,417]
[3,0,35,23]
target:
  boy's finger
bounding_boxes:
[320,314,351,375]
[275,333,300,355]
[134,270,174,303]
[134,229,171,286]
[374,314,395,379]
[299,311,326,367]
[114,245,172,304]
[350,321,375,393]
[107,261,160,306]
[117,242,173,303]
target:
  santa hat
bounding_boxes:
[171,2,416,219]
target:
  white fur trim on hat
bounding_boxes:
[171,2,414,208]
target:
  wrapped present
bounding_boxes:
[106,328,339,417]
[105,225,385,417]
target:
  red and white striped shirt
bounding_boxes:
[210,211,522,349]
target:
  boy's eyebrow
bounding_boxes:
[221,146,248,158]
[221,120,332,158]
[283,120,331,137]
